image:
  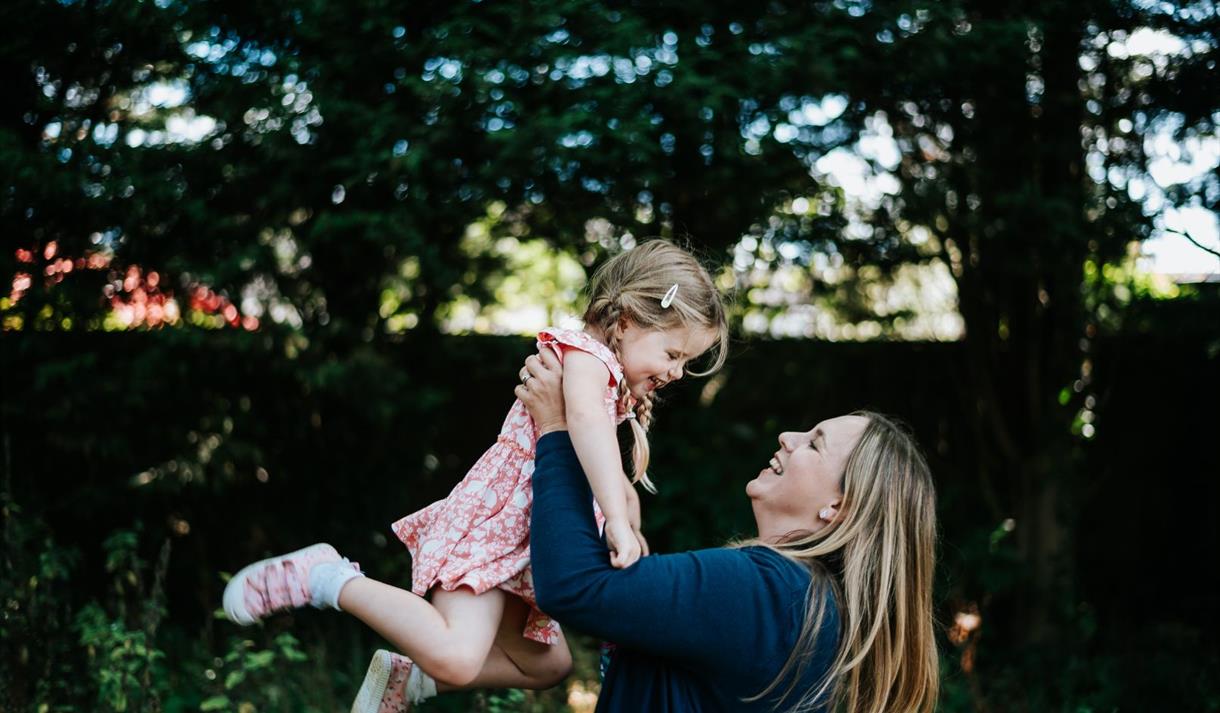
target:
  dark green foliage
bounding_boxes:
[4,327,1219,711]
[3,0,1218,710]
[1,500,88,709]
[2,0,889,341]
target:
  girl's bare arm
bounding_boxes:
[558,350,639,565]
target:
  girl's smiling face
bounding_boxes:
[616,320,716,401]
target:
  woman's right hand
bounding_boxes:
[516,347,567,434]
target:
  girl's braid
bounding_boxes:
[634,392,654,433]
[588,289,658,493]
[601,303,630,412]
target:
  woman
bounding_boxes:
[517,346,940,712]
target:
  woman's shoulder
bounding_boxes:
[736,547,838,606]
[676,545,814,591]
[737,545,815,578]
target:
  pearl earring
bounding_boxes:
[819,508,832,521]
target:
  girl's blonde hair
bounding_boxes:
[742,411,939,713]
[582,239,729,492]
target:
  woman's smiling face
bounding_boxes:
[746,415,869,541]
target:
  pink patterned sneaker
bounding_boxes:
[351,649,414,713]
[222,543,340,625]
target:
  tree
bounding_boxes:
[4,2,1215,707]
[5,1,891,340]
[827,0,1217,652]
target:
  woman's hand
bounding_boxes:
[516,347,567,434]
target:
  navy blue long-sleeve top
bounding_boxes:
[530,432,840,712]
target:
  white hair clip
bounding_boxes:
[661,283,679,308]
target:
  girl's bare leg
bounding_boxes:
[338,578,503,687]
[436,626,572,692]
[337,576,572,692]
[448,593,571,690]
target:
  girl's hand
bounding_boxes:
[632,521,650,559]
[624,477,650,557]
[604,518,642,569]
[516,348,566,434]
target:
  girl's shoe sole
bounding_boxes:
[351,649,395,713]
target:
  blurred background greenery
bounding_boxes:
[2,0,1218,711]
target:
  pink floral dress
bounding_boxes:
[391,327,628,644]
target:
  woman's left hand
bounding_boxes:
[516,347,567,434]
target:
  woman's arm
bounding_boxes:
[529,433,822,675]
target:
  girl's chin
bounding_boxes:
[628,381,654,399]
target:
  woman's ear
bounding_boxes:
[818,499,843,523]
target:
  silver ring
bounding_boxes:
[522,373,533,385]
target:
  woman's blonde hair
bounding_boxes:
[582,239,729,492]
[743,411,939,713]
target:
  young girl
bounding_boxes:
[222,240,728,711]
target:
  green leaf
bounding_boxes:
[200,694,231,711]
[244,650,275,669]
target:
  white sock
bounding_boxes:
[308,559,364,610]
[406,664,437,705]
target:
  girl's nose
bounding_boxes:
[669,364,684,381]
[778,432,796,451]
